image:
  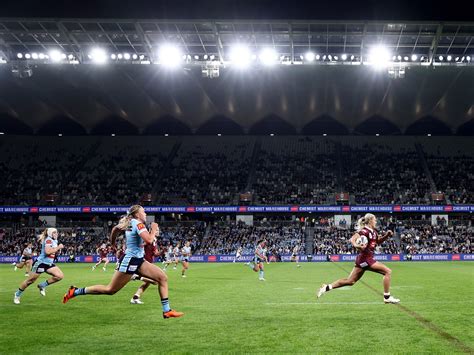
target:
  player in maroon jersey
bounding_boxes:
[129,236,160,304]
[92,243,110,272]
[317,213,400,304]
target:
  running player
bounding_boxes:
[92,243,110,271]
[317,213,400,304]
[14,243,34,276]
[13,228,65,304]
[180,241,191,278]
[162,244,173,271]
[290,245,301,268]
[245,239,268,281]
[63,205,184,318]
[172,242,181,270]
[130,236,160,304]
[233,246,243,263]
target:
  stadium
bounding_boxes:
[0,1,473,353]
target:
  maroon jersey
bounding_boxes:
[98,247,109,259]
[144,243,158,263]
[116,245,125,259]
[355,227,378,268]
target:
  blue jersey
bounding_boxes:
[37,237,58,265]
[125,219,147,258]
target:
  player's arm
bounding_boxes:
[45,242,64,254]
[350,232,366,251]
[377,230,394,244]
[109,225,124,250]
[138,222,158,244]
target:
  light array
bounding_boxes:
[11,44,473,68]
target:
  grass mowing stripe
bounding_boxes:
[331,262,474,354]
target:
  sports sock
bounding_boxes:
[133,294,139,300]
[15,288,24,297]
[38,280,50,289]
[161,298,171,312]
[247,262,255,269]
[325,284,333,292]
[73,287,87,296]
[259,270,264,278]
[384,293,390,299]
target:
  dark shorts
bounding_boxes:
[32,261,55,274]
[20,256,32,262]
[253,256,264,264]
[355,254,376,269]
[116,255,145,274]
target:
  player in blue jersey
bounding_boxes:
[62,205,184,319]
[14,228,65,304]
[245,239,268,281]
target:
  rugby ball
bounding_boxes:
[355,235,368,247]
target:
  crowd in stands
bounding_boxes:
[197,221,305,255]
[340,138,432,204]
[0,136,472,206]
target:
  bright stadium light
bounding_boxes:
[229,45,251,68]
[305,51,316,62]
[31,53,38,59]
[90,48,107,64]
[25,53,31,59]
[68,54,74,60]
[111,54,117,60]
[117,53,123,59]
[368,45,391,69]
[124,53,131,60]
[316,54,321,60]
[341,54,347,60]
[438,55,444,61]
[259,48,278,66]
[49,50,63,63]
[158,44,183,68]
[39,53,45,59]
[467,56,471,62]
[17,53,23,59]
[403,56,409,61]
[334,55,339,61]
[447,55,452,61]
[132,54,138,60]
[411,54,418,61]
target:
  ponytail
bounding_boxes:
[38,229,48,243]
[356,213,376,231]
[117,204,142,230]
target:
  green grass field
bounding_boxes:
[1,262,473,354]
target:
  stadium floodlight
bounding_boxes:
[328,55,332,61]
[58,133,63,137]
[164,133,169,136]
[270,133,275,136]
[49,50,63,63]
[194,55,199,60]
[376,133,380,136]
[111,54,117,60]
[334,56,339,61]
[467,56,471,62]
[427,133,431,136]
[0,132,4,135]
[341,54,347,61]
[111,133,116,137]
[139,54,145,60]
[132,54,138,60]
[438,55,444,61]
[403,56,409,61]
[259,48,278,66]
[411,54,418,61]
[39,53,45,60]
[67,54,74,60]
[210,55,215,60]
[305,52,315,62]
[124,53,131,60]
[323,133,327,136]
[17,53,23,59]
[217,133,222,136]
[203,54,208,60]
[397,55,402,61]
[350,55,355,61]
[316,54,321,60]
[117,54,123,59]
[447,55,452,61]
[461,56,465,62]
[31,53,38,59]
[25,53,31,59]
[368,46,391,69]
[90,48,107,64]
[158,44,183,68]
[229,45,252,68]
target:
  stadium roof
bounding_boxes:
[0,19,473,63]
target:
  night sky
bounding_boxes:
[1,0,472,21]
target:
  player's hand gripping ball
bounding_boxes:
[355,235,368,248]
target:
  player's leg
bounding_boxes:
[103,258,109,271]
[131,281,151,304]
[92,258,102,270]
[368,262,399,303]
[37,266,64,296]
[181,261,188,277]
[258,262,265,281]
[14,272,41,304]
[63,270,132,303]
[317,267,365,298]
[137,261,184,318]
[15,260,25,270]
[25,260,33,275]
